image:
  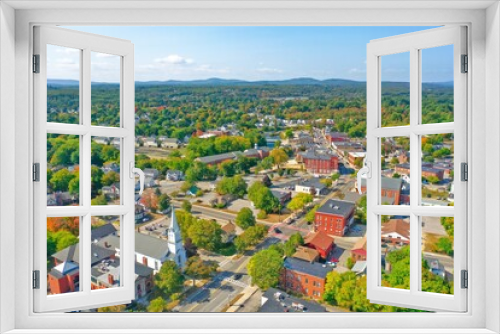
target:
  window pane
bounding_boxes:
[47,217,80,295]
[421,216,454,295]
[91,216,122,290]
[381,137,409,205]
[421,134,454,206]
[381,215,410,290]
[91,52,121,127]
[47,134,80,206]
[421,45,454,124]
[381,52,410,127]
[47,45,81,124]
[91,137,121,205]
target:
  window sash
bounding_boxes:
[366,26,468,312]
[33,26,136,313]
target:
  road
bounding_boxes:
[174,237,279,313]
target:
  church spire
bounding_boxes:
[167,206,187,269]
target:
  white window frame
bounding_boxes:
[0,2,498,334]
[32,25,136,312]
[365,26,467,312]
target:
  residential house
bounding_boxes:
[91,223,117,242]
[304,231,335,260]
[271,190,292,206]
[143,168,160,179]
[102,183,120,199]
[166,170,184,182]
[280,257,332,300]
[135,204,146,222]
[295,178,328,196]
[351,261,367,276]
[102,161,119,173]
[259,288,326,313]
[221,222,237,243]
[381,218,410,245]
[143,137,158,148]
[160,138,181,149]
[314,199,355,237]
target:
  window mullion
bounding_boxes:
[409,47,420,294]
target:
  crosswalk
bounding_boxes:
[222,277,249,288]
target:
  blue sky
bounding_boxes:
[51,26,453,83]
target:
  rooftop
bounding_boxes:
[292,246,320,263]
[316,199,355,218]
[260,288,326,313]
[283,257,332,279]
[381,219,410,240]
[91,223,117,241]
[296,178,326,189]
[298,150,337,161]
[196,152,240,164]
[304,231,335,251]
[97,232,171,260]
[361,176,402,191]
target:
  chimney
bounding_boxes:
[104,241,110,248]
[108,274,114,285]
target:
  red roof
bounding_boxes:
[351,249,367,257]
[304,231,334,251]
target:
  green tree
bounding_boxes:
[269,148,288,170]
[305,205,319,223]
[437,237,453,256]
[91,194,108,206]
[147,297,166,312]
[188,219,222,251]
[235,207,256,230]
[215,175,247,198]
[247,248,284,290]
[248,181,279,213]
[158,194,171,212]
[182,200,192,213]
[102,171,119,187]
[283,232,304,257]
[155,261,185,296]
[185,256,218,285]
[50,169,76,192]
[234,225,268,253]
[91,166,104,196]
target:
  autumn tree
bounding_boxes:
[247,247,284,290]
[155,261,185,297]
[235,207,256,230]
[269,148,288,170]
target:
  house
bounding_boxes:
[221,222,237,243]
[351,236,367,262]
[296,150,338,174]
[304,230,335,260]
[186,186,200,196]
[143,168,160,179]
[381,219,410,245]
[314,199,356,237]
[271,189,292,206]
[360,176,402,205]
[93,136,110,145]
[295,178,327,196]
[280,257,332,300]
[47,192,78,206]
[243,144,271,159]
[143,137,158,148]
[292,246,320,263]
[135,204,146,222]
[102,161,119,173]
[166,170,184,181]
[160,138,181,149]
[332,142,365,157]
[259,288,326,313]
[144,177,156,188]
[102,183,120,198]
[91,223,117,242]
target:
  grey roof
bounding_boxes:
[316,199,355,218]
[196,152,240,164]
[91,224,117,241]
[271,190,291,201]
[260,288,326,313]
[297,178,326,189]
[52,243,115,266]
[397,163,443,174]
[299,150,337,161]
[361,176,402,191]
[162,138,180,143]
[283,257,332,279]
[97,232,171,261]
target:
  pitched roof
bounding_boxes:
[351,261,367,274]
[196,152,240,164]
[52,243,115,266]
[304,231,334,251]
[292,246,320,263]
[361,176,402,191]
[283,257,332,279]
[296,178,325,189]
[316,199,355,218]
[381,219,410,239]
[260,288,326,313]
[298,150,337,161]
[352,236,367,251]
[91,224,117,241]
[221,222,236,234]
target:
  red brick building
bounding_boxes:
[314,199,356,237]
[304,231,335,260]
[325,132,348,143]
[280,257,332,300]
[351,236,367,262]
[395,163,445,181]
[360,176,402,205]
[296,150,338,174]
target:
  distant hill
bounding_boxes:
[47,78,452,88]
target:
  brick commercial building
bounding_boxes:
[280,257,332,300]
[325,132,348,143]
[296,150,338,175]
[351,236,367,262]
[360,176,403,205]
[314,199,356,237]
[395,163,445,181]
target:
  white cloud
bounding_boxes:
[257,67,283,74]
[96,53,119,58]
[155,54,194,65]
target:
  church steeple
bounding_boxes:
[167,207,187,269]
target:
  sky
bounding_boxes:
[47,26,453,83]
